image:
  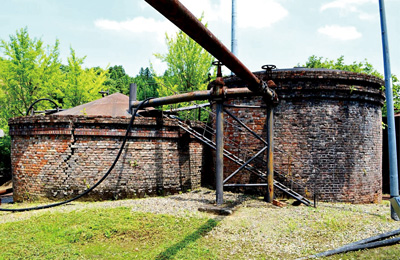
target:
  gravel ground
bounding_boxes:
[0,188,247,223]
[1,188,400,259]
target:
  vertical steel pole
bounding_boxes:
[231,0,238,58]
[265,104,274,202]
[379,0,399,221]
[216,102,224,205]
[129,83,137,115]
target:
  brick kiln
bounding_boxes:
[9,93,203,202]
[217,68,385,203]
[9,68,386,204]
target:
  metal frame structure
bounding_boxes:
[135,0,315,206]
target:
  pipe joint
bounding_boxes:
[259,80,279,103]
[210,82,227,102]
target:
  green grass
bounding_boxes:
[1,198,400,259]
[0,207,219,260]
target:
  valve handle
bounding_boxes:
[261,64,277,71]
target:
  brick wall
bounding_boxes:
[9,69,385,204]
[9,115,203,202]
[219,69,385,203]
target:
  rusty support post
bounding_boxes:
[214,61,224,205]
[216,101,224,205]
[265,104,274,202]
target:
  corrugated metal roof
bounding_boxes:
[55,93,130,117]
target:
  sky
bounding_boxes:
[0,0,399,78]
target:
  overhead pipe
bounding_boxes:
[144,0,276,100]
[131,87,254,108]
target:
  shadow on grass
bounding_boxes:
[155,218,219,260]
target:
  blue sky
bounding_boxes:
[1,0,399,78]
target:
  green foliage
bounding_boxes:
[299,55,400,116]
[300,55,382,77]
[60,48,107,108]
[103,66,159,101]
[135,67,159,100]
[104,65,134,95]
[154,27,214,95]
[152,17,215,120]
[154,17,214,93]
[0,28,109,180]
[0,27,63,117]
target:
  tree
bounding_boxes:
[299,55,382,77]
[134,67,159,100]
[152,18,215,120]
[0,27,63,117]
[0,28,110,182]
[153,19,215,97]
[104,65,135,95]
[60,48,107,108]
[299,55,399,115]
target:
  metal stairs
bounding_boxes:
[170,115,312,206]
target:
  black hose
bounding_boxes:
[298,228,400,259]
[304,236,400,259]
[0,98,152,212]
[26,98,60,115]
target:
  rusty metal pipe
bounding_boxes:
[265,104,274,203]
[144,0,274,99]
[215,102,224,205]
[131,87,255,108]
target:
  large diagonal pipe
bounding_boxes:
[145,0,275,99]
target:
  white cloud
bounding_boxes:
[94,17,178,42]
[321,0,376,20]
[358,12,377,20]
[237,0,288,29]
[318,25,362,40]
[94,0,288,44]
[180,0,230,23]
[153,0,288,29]
[321,0,374,11]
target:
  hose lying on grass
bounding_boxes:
[0,98,152,212]
[298,228,400,259]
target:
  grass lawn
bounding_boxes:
[0,207,218,260]
[1,195,400,259]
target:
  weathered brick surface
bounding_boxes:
[219,69,385,203]
[9,116,202,202]
[9,69,385,204]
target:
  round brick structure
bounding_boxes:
[9,69,385,204]
[9,112,203,202]
[218,68,385,203]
